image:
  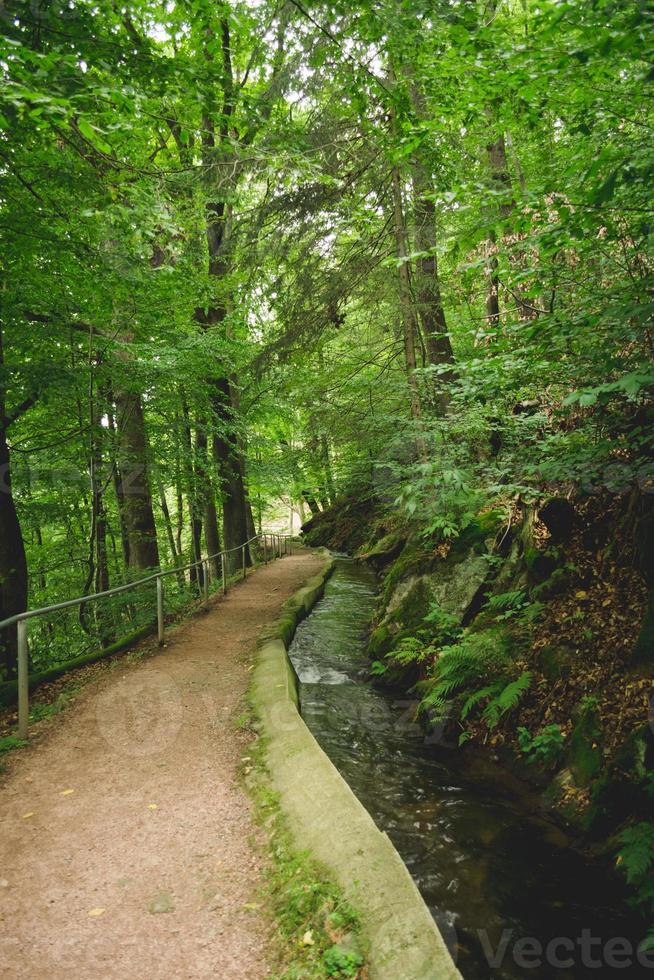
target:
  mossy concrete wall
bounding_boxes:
[251,552,462,980]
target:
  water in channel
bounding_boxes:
[287,557,651,980]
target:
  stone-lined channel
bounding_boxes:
[288,557,650,979]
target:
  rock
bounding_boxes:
[531,564,581,601]
[538,497,577,543]
[567,698,603,788]
[381,551,490,637]
[524,545,561,584]
[358,532,406,571]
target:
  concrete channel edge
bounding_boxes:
[250,550,463,980]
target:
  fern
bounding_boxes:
[417,627,514,720]
[618,823,654,885]
[388,636,433,667]
[461,683,503,721]
[481,672,532,729]
[486,590,527,611]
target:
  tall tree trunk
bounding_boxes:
[0,425,28,678]
[302,489,321,516]
[320,434,336,505]
[408,81,455,400]
[411,164,456,415]
[390,162,423,429]
[196,424,222,577]
[155,469,185,591]
[0,324,29,677]
[180,398,204,592]
[197,20,252,576]
[106,398,131,569]
[113,385,160,571]
[211,400,250,575]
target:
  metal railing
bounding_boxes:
[0,531,293,739]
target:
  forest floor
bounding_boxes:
[0,548,323,980]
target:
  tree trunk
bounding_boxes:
[320,434,336,505]
[211,393,250,575]
[106,399,131,569]
[302,489,321,516]
[196,423,222,577]
[411,167,456,414]
[390,163,423,429]
[408,81,455,407]
[113,386,160,570]
[0,426,28,678]
[155,470,185,591]
[180,399,204,592]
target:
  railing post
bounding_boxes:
[17,620,29,740]
[278,534,282,559]
[157,575,164,647]
[221,552,227,595]
[289,535,293,556]
[242,544,246,580]
[263,534,267,563]
[203,560,210,603]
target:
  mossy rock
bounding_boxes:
[525,545,561,585]
[387,578,433,632]
[451,509,504,556]
[538,643,576,683]
[567,699,603,788]
[368,624,393,658]
[358,532,406,570]
[381,541,435,606]
[531,563,580,601]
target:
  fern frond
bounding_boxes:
[482,671,532,729]
[461,683,503,721]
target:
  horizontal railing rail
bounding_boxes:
[0,531,293,739]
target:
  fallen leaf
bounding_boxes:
[60,789,74,796]
[301,930,315,947]
[88,907,105,917]
[21,812,34,819]
[147,803,158,810]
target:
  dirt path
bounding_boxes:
[0,549,324,980]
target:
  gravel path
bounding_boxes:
[0,549,324,980]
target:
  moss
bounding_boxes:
[567,698,603,788]
[387,578,432,632]
[246,729,366,979]
[367,624,392,658]
[451,509,504,556]
[381,541,434,607]
[531,563,580,601]
[525,545,561,584]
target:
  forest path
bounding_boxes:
[0,548,324,980]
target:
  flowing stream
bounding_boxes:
[288,557,651,980]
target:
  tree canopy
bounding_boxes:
[1,0,652,676]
